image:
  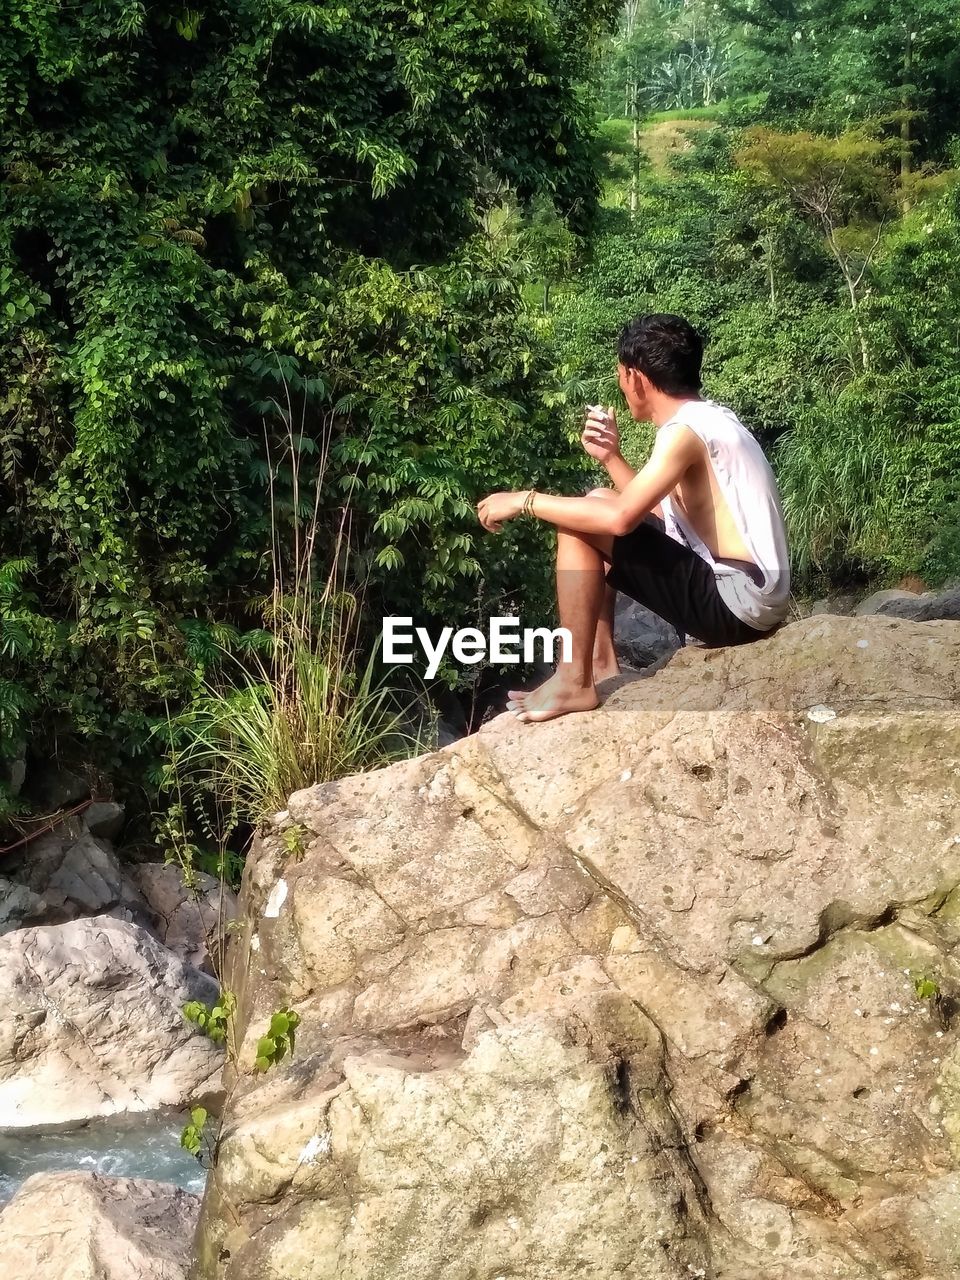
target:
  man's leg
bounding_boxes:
[581,490,621,682]
[592,582,620,682]
[507,511,615,724]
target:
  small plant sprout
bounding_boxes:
[282,823,308,858]
[183,990,237,1044]
[180,1105,211,1162]
[913,973,941,1002]
[255,1007,302,1072]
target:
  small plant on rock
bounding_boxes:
[180,1106,213,1163]
[179,993,303,1167]
[282,823,308,859]
[913,973,940,1001]
[255,1007,301,1072]
[183,990,237,1045]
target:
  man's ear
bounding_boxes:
[624,366,646,398]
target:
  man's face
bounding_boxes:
[617,362,650,421]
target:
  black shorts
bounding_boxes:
[605,516,769,648]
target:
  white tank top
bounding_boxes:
[658,400,791,631]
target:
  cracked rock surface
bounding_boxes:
[0,915,224,1129]
[0,1170,200,1279]
[130,863,239,974]
[191,616,960,1280]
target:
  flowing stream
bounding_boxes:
[0,1109,208,1205]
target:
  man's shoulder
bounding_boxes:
[669,399,746,429]
[654,418,707,462]
[667,400,760,452]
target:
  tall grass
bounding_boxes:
[157,381,425,877]
[171,611,417,827]
[776,395,926,583]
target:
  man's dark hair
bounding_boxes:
[617,313,704,396]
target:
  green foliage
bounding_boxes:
[193,846,247,891]
[920,503,960,587]
[282,823,308,859]
[1,0,615,819]
[735,127,898,228]
[183,990,237,1046]
[168,631,420,830]
[913,974,940,1001]
[599,0,737,119]
[0,558,58,824]
[552,34,960,590]
[718,0,960,160]
[255,1007,301,1073]
[180,1105,210,1161]
[178,999,301,1174]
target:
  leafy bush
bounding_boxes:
[1,0,615,820]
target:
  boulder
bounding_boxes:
[613,592,682,667]
[0,915,224,1129]
[192,615,960,1280]
[0,744,26,798]
[853,587,920,615]
[878,584,960,622]
[24,760,90,811]
[0,1171,199,1279]
[0,876,48,933]
[131,862,238,974]
[0,827,148,930]
[84,800,126,842]
[0,825,236,974]
[804,592,858,617]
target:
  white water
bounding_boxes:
[0,1109,208,1204]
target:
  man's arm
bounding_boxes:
[603,452,638,494]
[602,453,663,518]
[512,423,698,536]
[582,408,662,514]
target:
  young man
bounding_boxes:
[476,313,790,723]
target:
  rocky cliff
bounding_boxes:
[191,615,960,1280]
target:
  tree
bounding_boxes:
[718,0,960,166]
[736,127,898,369]
[0,0,616,815]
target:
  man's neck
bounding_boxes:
[651,393,703,428]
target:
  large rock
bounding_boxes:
[131,863,239,974]
[0,820,235,974]
[0,826,148,933]
[0,1171,199,1279]
[0,744,26,798]
[23,760,90,811]
[192,615,960,1280]
[0,876,48,933]
[853,587,921,615]
[83,800,126,843]
[877,584,960,622]
[804,591,858,617]
[0,915,224,1129]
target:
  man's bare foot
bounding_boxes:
[506,672,600,723]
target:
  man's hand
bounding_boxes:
[477,490,525,533]
[581,405,620,465]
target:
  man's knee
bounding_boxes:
[585,487,616,500]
